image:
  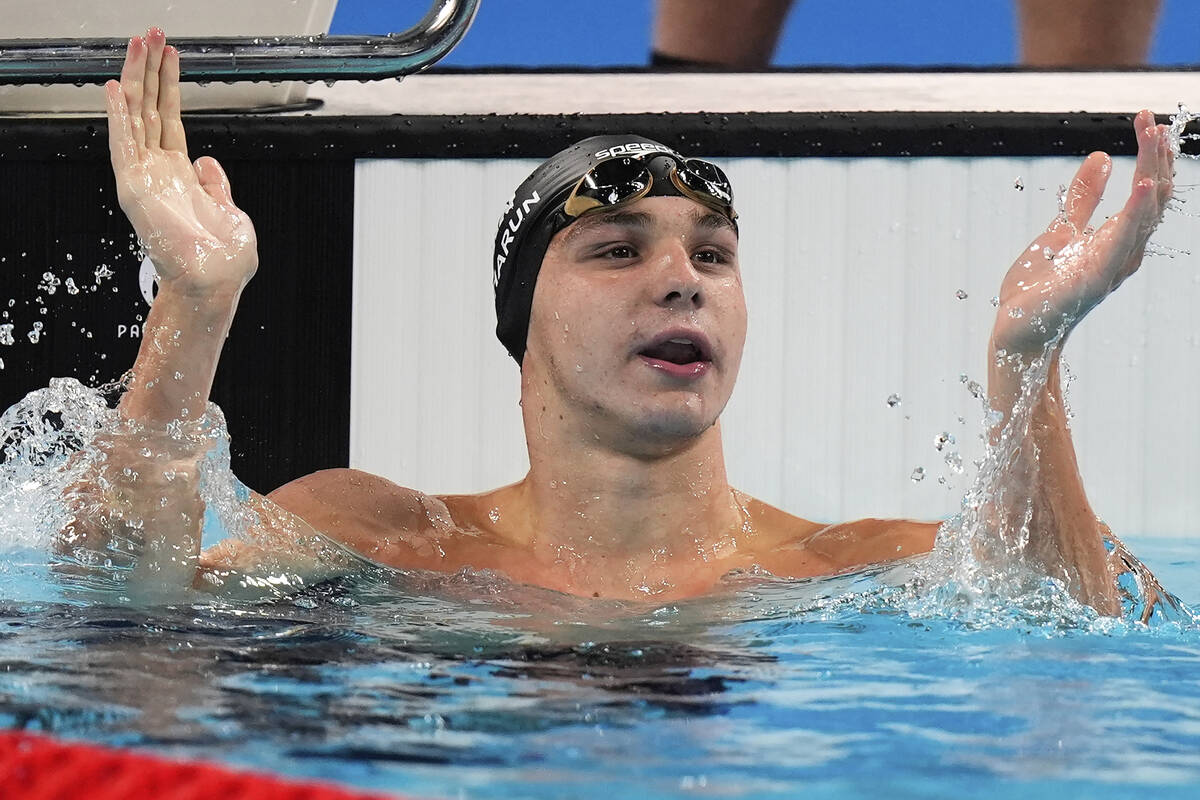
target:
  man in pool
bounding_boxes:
[79,29,1176,613]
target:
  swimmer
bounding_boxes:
[75,29,1175,611]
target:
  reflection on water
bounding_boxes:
[0,555,1197,799]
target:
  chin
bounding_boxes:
[628,403,717,447]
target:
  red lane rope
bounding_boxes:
[0,731,407,800]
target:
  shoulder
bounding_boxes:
[741,492,938,574]
[800,517,939,570]
[267,468,455,555]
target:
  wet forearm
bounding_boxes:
[988,346,1119,613]
[63,286,244,596]
[118,285,243,427]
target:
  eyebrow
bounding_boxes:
[562,206,738,246]
[693,209,739,237]
[561,209,653,246]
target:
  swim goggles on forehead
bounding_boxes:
[562,152,738,223]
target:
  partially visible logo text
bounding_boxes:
[494,190,541,286]
[593,141,674,160]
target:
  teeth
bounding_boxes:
[667,338,694,344]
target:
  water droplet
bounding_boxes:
[910,467,926,482]
[38,272,61,295]
[955,289,968,300]
[1013,177,1024,191]
[488,507,500,524]
[1042,246,1056,260]
[0,325,12,346]
[886,393,901,408]
[934,431,955,451]
[990,295,1000,307]
[966,380,985,399]
[1008,307,1024,318]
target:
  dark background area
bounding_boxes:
[0,155,353,493]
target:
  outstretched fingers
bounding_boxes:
[120,35,148,153]
[1130,110,1159,202]
[1156,125,1174,209]
[142,27,166,148]
[158,45,188,157]
[104,80,137,174]
[1045,151,1110,247]
[1067,152,1110,229]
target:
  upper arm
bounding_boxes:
[194,468,442,598]
[804,518,939,570]
[266,468,450,563]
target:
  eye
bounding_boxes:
[693,247,731,266]
[600,244,638,260]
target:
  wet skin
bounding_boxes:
[258,198,937,601]
[98,29,1172,609]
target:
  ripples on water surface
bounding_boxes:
[3,107,1200,796]
[0,543,1197,800]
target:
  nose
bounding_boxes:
[653,242,703,310]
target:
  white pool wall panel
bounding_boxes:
[352,152,1200,537]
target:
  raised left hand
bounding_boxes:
[991,110,1174,363]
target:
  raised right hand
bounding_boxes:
[106,28,258,297]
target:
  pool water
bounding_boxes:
[0,537,1196,800]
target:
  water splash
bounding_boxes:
[907,337,1196,629]
[1168,103,1200,160]
[0,378,353,604]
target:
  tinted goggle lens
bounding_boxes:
[563,158,651,216]
[564,154,736,220]
[675,158,734,207]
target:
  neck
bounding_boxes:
[514,384,749,597]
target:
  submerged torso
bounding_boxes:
[261,469,939,602]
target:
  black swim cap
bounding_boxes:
[493,134,688,365]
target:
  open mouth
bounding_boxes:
[639,338,707,365]
[637,333,713,378]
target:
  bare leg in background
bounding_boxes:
[652,0,795,68]
[654,0,1162,68]
[1017,0,1162,66]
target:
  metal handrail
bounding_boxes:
[0,0,479,84]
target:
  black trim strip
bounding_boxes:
[0,111,1175,161]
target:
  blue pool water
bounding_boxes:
[0,536,1196,800]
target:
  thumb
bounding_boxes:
[194,156,233,204]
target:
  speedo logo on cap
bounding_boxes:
[593,142,675,160]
